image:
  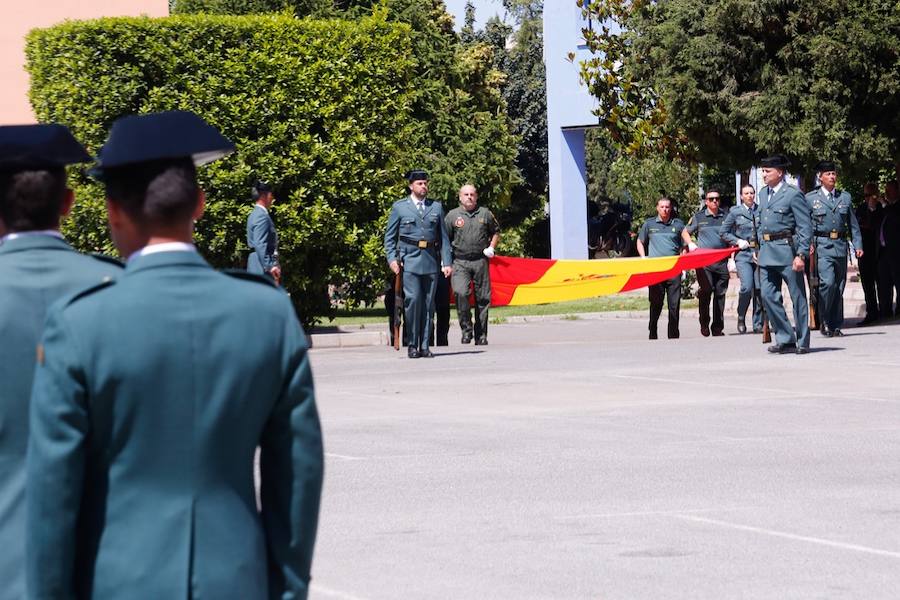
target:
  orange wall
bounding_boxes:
[3,1,169,124]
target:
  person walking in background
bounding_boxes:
[856,182,882,325]
[445,183,500,345]
[0,124,122,600]
[384,169,452,358]
[720,184,764,334]
[26,111,323,599]
[246,179,281,284]
[683,188,729,336]
[637,197,686,339]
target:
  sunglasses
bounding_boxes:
[707,197,720,202]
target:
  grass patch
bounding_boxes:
[320,293,699,327]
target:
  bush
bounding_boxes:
[27,14,414,328]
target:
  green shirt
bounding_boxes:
[445,205,500,257]
[637,216,685,257]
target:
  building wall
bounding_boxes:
[2,1,169,124]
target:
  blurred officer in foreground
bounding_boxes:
[756,154,812,354]
[445,183,500,345]
[246,179,281,284]
[805,161,862,337]
[26,111,324,599]
[720,184,763,333]
[637,197,685,339]
[0,124,122,600]
[682,188,728,336]
[384,169,452,358]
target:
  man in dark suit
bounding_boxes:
[26,111,324,599]
[0,124,122,600]
[876,180,900,318]
[246,180,281,284]
[384,169,452,358]
[755,154,812,354]
[856,182,882,324]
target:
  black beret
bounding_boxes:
[406,169,428,182]
[0,124,90,171]
[760,154,791,169]
[90,111,234,179]
[814,160,837,173]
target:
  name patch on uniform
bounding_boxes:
[455,217,466,229]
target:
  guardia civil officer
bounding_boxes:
[637,197,686,339]
[720,184,764,333]
[384,169,452,358]
[246,179,281,284]
[755,154,812,354]
[805,161,862,336]
[445,183,500,345]
[26,111,324,599]
[682,188,729,336]
[0,124,122,600]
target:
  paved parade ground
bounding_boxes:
[308,314,900,599]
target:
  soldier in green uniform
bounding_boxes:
[720,184,764,333]
[805,160,863,337]
[384,170,453,358]
[682,188,729,336]
[755,154,813,354]
[0,124,122,600]
[445,183,500,345]
[26,111,324,599]
[636,197,686,339]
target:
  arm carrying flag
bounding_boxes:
[489,248,735,306]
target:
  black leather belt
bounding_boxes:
[453,252,484,260]
[762,231,792,241]
[815,230,842,239]
[400,236,437,248]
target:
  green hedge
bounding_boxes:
[26,14,414,327]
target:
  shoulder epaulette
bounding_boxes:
[90,252,125,268]
[64,278,116,307]
[221,269,277,288]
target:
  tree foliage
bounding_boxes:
[579,0,900,179]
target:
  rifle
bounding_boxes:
[808,237,819,329]
[393,265,403,351]
[748,206,771,343]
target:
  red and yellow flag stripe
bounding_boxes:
[489,248,736,306]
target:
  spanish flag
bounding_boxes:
[489,248,735,306]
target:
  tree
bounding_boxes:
[173,0,330,16]
[579,0,900,180]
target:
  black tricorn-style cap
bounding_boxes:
[814,160,837,173]
[406,169,429,182]
[760,154,791,169]
[0,124,90,171]
[89,111,234,179]
[253,180,272,193]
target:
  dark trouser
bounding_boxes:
[734,251,762,330]
[858,249,879,318]
[649,276,681,338]
[877,250,898,318]
[451,257,492,340]
[403,270,438,352]
[430,275,450,346]
[696,261,728,334]
[761,264,809,348]
[817,252,847,330]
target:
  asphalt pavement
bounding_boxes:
[308,311,900,599]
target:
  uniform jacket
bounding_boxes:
[444,205,500,258]
[247,204,278,274]
[0,234,121,600]
[384,196,452,275]
[805,188,862,258]
[756,182,812,267]
[720,202,760,261]
[26,250,323,600]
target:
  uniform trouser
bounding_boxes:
[403,270,438,351]
[858,250,879,318]
[734,252,763,330]
[648,276,681,338]
[760,264,809,348]
[451,257,491,339]
[431,275,450,346]
[817,252,847,330]
[696,261,728,334]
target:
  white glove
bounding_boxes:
[483,246,495,258]
[688,242,698,252]
[736,239,750,250]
